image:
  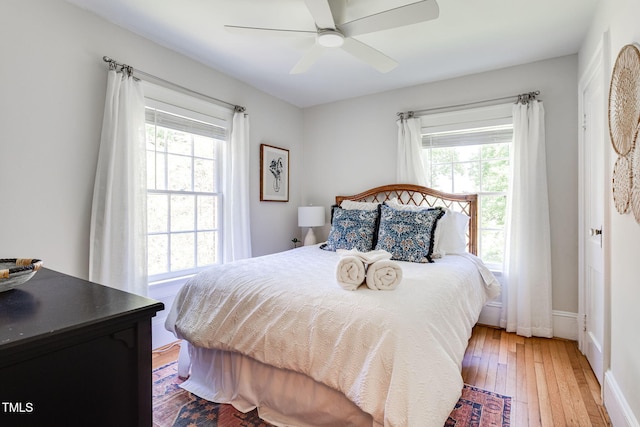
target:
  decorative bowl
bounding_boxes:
[0,259,43,292]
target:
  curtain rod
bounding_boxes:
[397,90,540,119]
[102,56,245,113]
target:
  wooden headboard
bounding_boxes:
[336,184,478,255]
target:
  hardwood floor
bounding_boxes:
[152,340,182,369]
[152,325,611,426]
[463,325,611,426]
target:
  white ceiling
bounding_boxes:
[66,0,599,108]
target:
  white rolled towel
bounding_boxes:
[336,249,392,264]
[366,259,403,290]
[336,256,366,290]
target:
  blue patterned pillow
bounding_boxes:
[375,204,445,263]
[322,207,380,252]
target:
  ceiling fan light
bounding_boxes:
[317,30,344,48]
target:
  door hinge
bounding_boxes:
[583,314,587,332]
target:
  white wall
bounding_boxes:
[0,0,303,280]
[580,0,640,425]
[302,55,580,316]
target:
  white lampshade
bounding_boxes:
[298,206,325,227]
[298,206,325,246]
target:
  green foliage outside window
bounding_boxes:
[423,131,511,268]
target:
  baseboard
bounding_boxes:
[151,314,177,349]
[552,310,579,341]
[477,303,578,340]
[477,301,502,327]
[604,370,640,427]
[148,277,191,349]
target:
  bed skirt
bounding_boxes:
[180,343,377,427]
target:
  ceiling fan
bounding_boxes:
[225,0,439,74]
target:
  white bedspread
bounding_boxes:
[166,245,500,427]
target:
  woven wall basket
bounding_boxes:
[608,44,640,156]
[609,44,640,221]
[632,141,640,223]
[613,155,632,214]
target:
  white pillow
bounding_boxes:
[340,200,380,210]
[434,210,469,255]
[386,198,469,256]
[385,197,427,212]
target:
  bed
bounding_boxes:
[165,184,500,427]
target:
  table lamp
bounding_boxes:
[298,206,325,246]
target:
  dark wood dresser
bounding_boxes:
[0,268,164,426]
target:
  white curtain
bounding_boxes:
[396,116,428,186]
[500,100,553,338]
[222,109,252,263]
[89,68,148,296]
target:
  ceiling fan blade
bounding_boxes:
[340,0,439,38]
[341,38,397,73]
[290,44,326,74]
[303,0,336,29]
[327,0,346,25]
[225,25,316,37]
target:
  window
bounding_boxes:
[420,105,512,269]
[145,97,228,282]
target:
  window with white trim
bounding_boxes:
[145,96,227,283]
[421,105,512,269]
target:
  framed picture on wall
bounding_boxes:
[260,144,289,202]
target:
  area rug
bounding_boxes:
[153,361,511,427]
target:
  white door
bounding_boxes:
[579,49,606,385]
